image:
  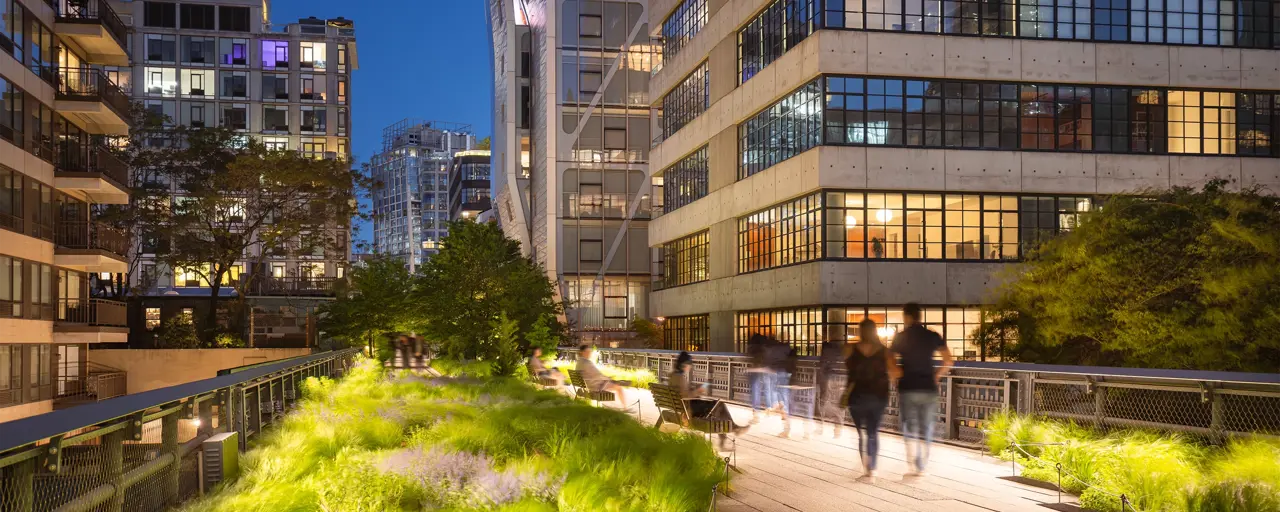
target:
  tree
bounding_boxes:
[978,181,1280,371]
[525,314,562,358]
[485,312,522,376]
[476,136,491,150]
[317,256,415,359]
[139,127,361,341]
[156,316,200,349]
[415,220,564,366]
[631,317,664,349]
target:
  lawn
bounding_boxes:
[986,412,1280,512]
[181,358,724,511]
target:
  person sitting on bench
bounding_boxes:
[528,347,565,386]
[576,345,628,406]
[668,351,749,448]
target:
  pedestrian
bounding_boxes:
[411,335,425,366]
[667,351,749,449]
[762,337,793,437]
[813,337,847,437]
[745,333,774,424]
[889,302,953,477]
[397,334,410,368]
[845,319,897,480]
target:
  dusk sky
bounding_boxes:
[270,0,495,246]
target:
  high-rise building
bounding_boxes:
[488,0,662,344]
[370,120,476,267]
[116,0,357,347]
[449,150,493,220]
[646,0,1280,356]
[1,0,135,421]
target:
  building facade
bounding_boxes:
[449,149,493,220]
[647,0,1280,357]
[488,0,662,344]
[2,0,134,421]
[115,0,357,347]
[370,120,476,267]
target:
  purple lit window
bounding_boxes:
[261,40,288,69]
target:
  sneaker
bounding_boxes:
[905,469,928,478]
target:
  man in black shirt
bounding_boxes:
[889,302,954,476]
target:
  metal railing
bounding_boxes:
[595,348,1280,444]
[56,298,127,327]
[54,0,129,52]
[55,221,130,257]
[0,348,360,512]
[54,67,131,120]
[56,144,129,188]
[247,276,336,296]
[55,362,127,407]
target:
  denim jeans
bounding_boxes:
[774,371,792,413]
[898,390,939,471]
[750,371,777,411]
[848,394,887,470]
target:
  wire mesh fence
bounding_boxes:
[0,348,359,512]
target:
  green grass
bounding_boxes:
[985,412,1280,512]
[546,359,657,390]
[181,358,723,512]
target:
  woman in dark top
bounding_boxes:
[845,319,899,480]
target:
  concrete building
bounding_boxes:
[487,0,662,344]
[370,120,476,268]
[449,149,493,220]
[114,0,357,348]
[646,0,1280,356]
[2,0,134,421]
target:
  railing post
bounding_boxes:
[199,396,214,435]
[1093,381,1107,428]
[103,428,125,512]
[945,375,959,440]
[1208,384,1224,442]
[162,411,180,504]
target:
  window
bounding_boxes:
[662,0,708,60]
[0,255,17,317]
[219,71,248,98]
[221,104,247,130]
[579,239,603,262]
[180,4,216,30]
[144,1,177,28]
[664,315,710,352]
[661,230,708,288]
[337,44,348,73]
[0,0,23,63]
[29,19,53,84]
[219,38,248,66]
[300,137,327,155]
[180,69,214,97]
[337,108,348,135]
[262,136,289,151]
[1238,93,1276,156]
[579,70,602,94]
[145,307,161,330]
[579,14,603,37]
[739,192,823,273]
[187,103,207,127]
[0,77,22,144]
[263,106,289,132]
[662,63,709,138]
[145,34,177,62]
[739,79,823,179]
[218,6,251,32]
[182,36,216,64]
[1019,195,1092,252]
[262,74,289,100]
[300,107,326,133]
[1168,90,1238,155]
[738,0,821,84]
[338,78,348,104]
[0,167,20,232]
[143,67,177,97]
[300,42,327,70]
[662,146,708,213]
[300,75,326,101]
[261,40,289,69]
[737,307,826,356]
[603,127,626,149]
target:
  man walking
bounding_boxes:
[889,303,953,476]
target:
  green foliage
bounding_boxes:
[214,332,246,348]
[156,316,200,349]
[182,359,724,512]
[430,358,495,378]
[630,318,664,349]
[525,314,561,359]
[546,359,657,390]
[979,181,1280,370]
[416,220,565,365]
[985,413,1280,511]
[318,256,415,362]
[486,312,523,376]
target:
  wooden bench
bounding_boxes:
[566,369,616,405]
[650,383,736,437]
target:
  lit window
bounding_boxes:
[145,307,161,329]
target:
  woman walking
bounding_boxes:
[845,319,899,480]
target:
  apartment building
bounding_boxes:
[114,0,357,347]
[1,0,134,421]
[370,119,476,268]
[449,149,493,220]
[488,0,662,344]
[648,0,1280,357]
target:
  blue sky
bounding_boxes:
[270,0,494,246]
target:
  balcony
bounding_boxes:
[55,67,131,136]
[53,0,129,65]
[54,298,129,343]
[54,221,129,273]
[247,276,337,297]
[54,144,129,204]
[53,362,127,409]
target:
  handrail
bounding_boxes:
[0,348,359,454]
[55,0,129,51]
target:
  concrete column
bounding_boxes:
[708,126,739,193]
[709,35,738,105]
[707,219,737,280]
[709,310,736,352]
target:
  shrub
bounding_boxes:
[214,333,246,348]
[156,316,200,348]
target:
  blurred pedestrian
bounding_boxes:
[668,351,749,449]
[762,337,793,437]
[745,333,774,424]
[813,337,848,437]
[529,347,565,386]
[889,303,953,477]
[576,345,629,408]
[846,319,897,480]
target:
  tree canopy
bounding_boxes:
[978,181,1280,372]
[318,255,415,359]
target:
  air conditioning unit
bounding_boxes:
[202,432,240,492]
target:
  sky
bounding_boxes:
[270,0,495,246]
